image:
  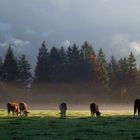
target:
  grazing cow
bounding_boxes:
[59,102,67,118]
[7,102,19,117]
[90,103,101,117]
[19,102,29,117]
[134,99,140,117]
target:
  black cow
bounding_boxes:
[90,103,101,117]
[134,99,140,117]
[59,102,67,118]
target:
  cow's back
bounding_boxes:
[7,102,19,116]
[19,102,27,111]
[90,103,96,112]
[134,99,140,108]
[59,102,67,111]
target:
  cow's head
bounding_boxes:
[96,111,101,116]
[24,111,30,117]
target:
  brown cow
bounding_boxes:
[134,99,140,117]
[7,102,19,117]
[59,102,67,118]
[90,103,101,117]
[19,102,29,117]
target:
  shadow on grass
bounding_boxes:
[0,115,140,140]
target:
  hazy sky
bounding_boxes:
[0,0,140,66]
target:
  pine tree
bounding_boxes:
[127,52,137,84]
[2,46,18,82]
[67,45,73,81]
[67,44,81,82]
[118,57,129,86]
[58,47,68,82]
[82,41,98,82]
[34,41,49,82]
[78,47,89,82]
[17,54,32,83]
[108,56,119,88]
[0,56,3,80]
[49,46,60,82]
[97,48,109,88]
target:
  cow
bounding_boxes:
[134,99,140,117]
[7,102,19,117]
[19,102,29,117]
[90,103,101,117]
[59,102,67,118]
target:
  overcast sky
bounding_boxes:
[0,0,140,67]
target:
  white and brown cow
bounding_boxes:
[90,103,101,117]
[59,102,67,118]
[7,102,19,117]
[19,102,29,117]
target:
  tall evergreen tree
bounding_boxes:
[108,56,119,88]
[2,46,18,82]
[0,56,3,80]
[49,46,60,82]
[118,57,129,86]
[67,44,81,82]
[34,41,49,82]
[17,54,32,83]
[97,48,109,88]
[67,45,73,81]
[57,47,68,82]
[82,41,98,82]
[127,52,137,84]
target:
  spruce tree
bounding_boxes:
[0,56,3,80]
[17,54,32,83]
[2,46,18,82]
[67,45,73,81]
[58,47,68,82]
[49,46,60,82]
[67,44,81,82]
[127,52,137,84]
[82,41,97,82]
[34,41,49,82]
[97,48,109,88]
[108,56,119,88]
[118,57,129,86]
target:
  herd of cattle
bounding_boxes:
[6,99,140,118]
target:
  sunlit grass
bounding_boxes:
[0,110,133,118]
[0,110,139,140]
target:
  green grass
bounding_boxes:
[0,110,140,140]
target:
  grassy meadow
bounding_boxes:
[0,110,140,140]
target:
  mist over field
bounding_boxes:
[0,82,137,111]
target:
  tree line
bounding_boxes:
[0,41,137,91]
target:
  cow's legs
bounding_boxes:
[138,109,140,117]
[91,112,95,117]
[8,110,10,116]
[61,110,65,118]
[12,111,15,116]
[60,111,63,118]
[19,110,22,116]
[134,105,137,117]
[16,112,18,117]
[91,111,93,117]
[64,111,66,117]
[62,111,64,118]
